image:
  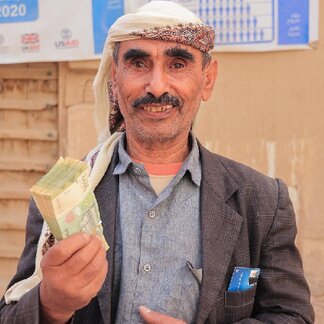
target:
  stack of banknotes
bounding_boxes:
[30,157,109,250]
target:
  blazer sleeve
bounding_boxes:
[0,199,44,324]
[236,179,315,324]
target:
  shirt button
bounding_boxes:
[143,264,151,272]
[133,167,142,175]
[148,210,156,219]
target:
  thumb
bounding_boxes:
[43,232,91,266]
[139,306,187,324]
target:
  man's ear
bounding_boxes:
[201,60,218,102]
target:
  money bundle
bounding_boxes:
[30,157,109,250]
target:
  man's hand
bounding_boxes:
[139,306,188,324]
[40,233,108,322]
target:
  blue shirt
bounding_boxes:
[113,133,202,323]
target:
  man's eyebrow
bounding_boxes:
[164,47,195,61]
[123,48,150,61]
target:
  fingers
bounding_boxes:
[39,233,109,321]
[44,232,91,266]
[139,306,163,324]
[41,233,108,291]
[76,243,108,289]
[79,257,108,300]
[63,235,105,277]
[139,306,187,324]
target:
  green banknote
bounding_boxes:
[30,157,109,250]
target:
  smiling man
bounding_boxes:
[111,39,216,161]
[0,1,314,324]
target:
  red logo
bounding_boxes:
[21,33,40,52]
[21,33,39,44]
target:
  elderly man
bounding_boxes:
[0,1,314,324]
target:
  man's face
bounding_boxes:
[111,39,217,146]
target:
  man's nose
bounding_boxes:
[145,66,170,98]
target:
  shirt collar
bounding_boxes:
[113,133,134,175]
[113,132,201,186]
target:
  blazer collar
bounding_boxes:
[199,143,238,201]
[196,144,243,324]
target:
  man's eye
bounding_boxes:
[171,62,185,69]
[131,60,145,68]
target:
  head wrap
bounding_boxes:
[93,0,215,142]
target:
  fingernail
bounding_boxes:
[140,306,151,313]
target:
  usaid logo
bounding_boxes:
[61,29,72,40]
[55,28,79,49]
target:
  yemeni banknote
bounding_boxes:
[30,157,109,250]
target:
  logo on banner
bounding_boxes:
[21,32,40,52]
[55,28,79,49]
[61,29,72,40]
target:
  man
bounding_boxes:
[0,1,314,323]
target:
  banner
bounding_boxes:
[0,0,319,64]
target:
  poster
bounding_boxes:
[0,0,319,64]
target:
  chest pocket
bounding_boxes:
[207,285,257,324]
[224,285,257,308]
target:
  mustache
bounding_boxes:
[132,93,182,109]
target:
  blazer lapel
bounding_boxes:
[94,149,119,324]
[196,146,243,324]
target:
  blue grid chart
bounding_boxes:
[198,0,274,45]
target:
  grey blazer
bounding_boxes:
[0,144,315,323]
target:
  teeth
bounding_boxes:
[142,105,173,112]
